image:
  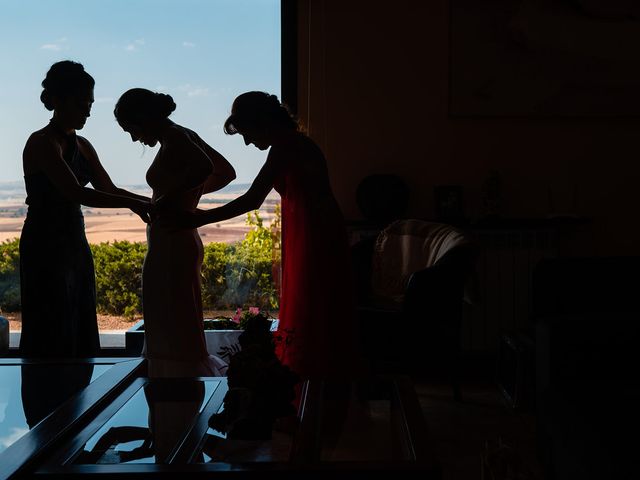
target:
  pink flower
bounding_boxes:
[249,307,260,316]
[232,307,242,323]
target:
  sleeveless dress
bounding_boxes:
[19,132,100,358]
[272,134,360,380]
[142,127,227,378]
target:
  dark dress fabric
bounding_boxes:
[272,133,360,380]
[19,132,99,358]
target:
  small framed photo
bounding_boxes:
[434,185,464,223]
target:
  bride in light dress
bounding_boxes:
[114,88,236,377]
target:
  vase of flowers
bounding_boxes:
[204,307,278,361]
[208,313,299,440]
[125,307,278,359]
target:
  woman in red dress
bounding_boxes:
[171,91,358,381]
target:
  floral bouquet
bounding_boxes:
[231,306,273,330]
[204,307,274,331]
[208,310,299,440]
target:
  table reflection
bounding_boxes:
[200,424,295,463]
[3,371,436,476]
[74,379,216,464]
[0,363,110,454]
[22,363,95,428]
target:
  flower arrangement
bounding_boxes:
[231,306,274,330]
[203,306,274,331]
[208,313,299,440]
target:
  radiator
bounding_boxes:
[462,227,558,352]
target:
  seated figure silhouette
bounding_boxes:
[356,173,410,228]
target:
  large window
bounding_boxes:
[0,0,282,342]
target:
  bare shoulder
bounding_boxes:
[23,129,60,156]
[165,123,198,145]
[23,129,62,173]
[76,134,92,148]
[298,133,324,157]
[76,135,101,163]
[159,124,212,171]
[166,124,213,159]
[156,125,192,159]
[270,132,323,162]
[77,134,98,152]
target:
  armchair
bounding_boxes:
[533,257,640,478]
[351,219,477,399]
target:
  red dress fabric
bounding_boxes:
[272,135,359,380]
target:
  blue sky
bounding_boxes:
[0,0,280,185]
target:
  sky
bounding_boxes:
[0,0,280,185]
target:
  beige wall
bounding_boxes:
[297,0,640,256]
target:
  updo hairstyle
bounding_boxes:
[40,60,95,111]
[114,88,176,126]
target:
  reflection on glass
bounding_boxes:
[74,380,218,464]
[197,387,397,464]
[197,315,299,463]
[0,364,111,454]
[199,426,294,463]
[89,365,111,383]
[21,364,95,429]
[0,367,28,455]
[319,398,394,462]
[198,404,294,463]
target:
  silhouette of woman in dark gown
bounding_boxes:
[20,61,152,358]
[167,92,360,381]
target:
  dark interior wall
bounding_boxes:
[296,0,640,256]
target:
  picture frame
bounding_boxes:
[434,185,465,223]
[449,0,640,117]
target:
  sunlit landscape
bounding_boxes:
[0,182,279,245]
[0,0,282,339]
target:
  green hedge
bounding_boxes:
[0,238,20,312]
[0,209,281,318]
[91,241,146,319]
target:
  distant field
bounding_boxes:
[0,184,280,244]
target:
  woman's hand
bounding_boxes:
[153,194,171,212]
[129,199,153,224]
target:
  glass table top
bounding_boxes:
[0,363,113,455]
[195,393,395,464]
[0,364,438,477]
[72,379,219,465]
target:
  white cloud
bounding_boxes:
[40,37,68,51]
[0,427,29,449]
[125,39,145,52]
[187,88,209,97]
[182,41,196,48]
[155,85,169,92]
[178,84,210,97]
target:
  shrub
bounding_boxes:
[91,241,146,319]
[201,241,233,308]
[0,206,281,317]
[0,238,20,312]
[213,211,279,310]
